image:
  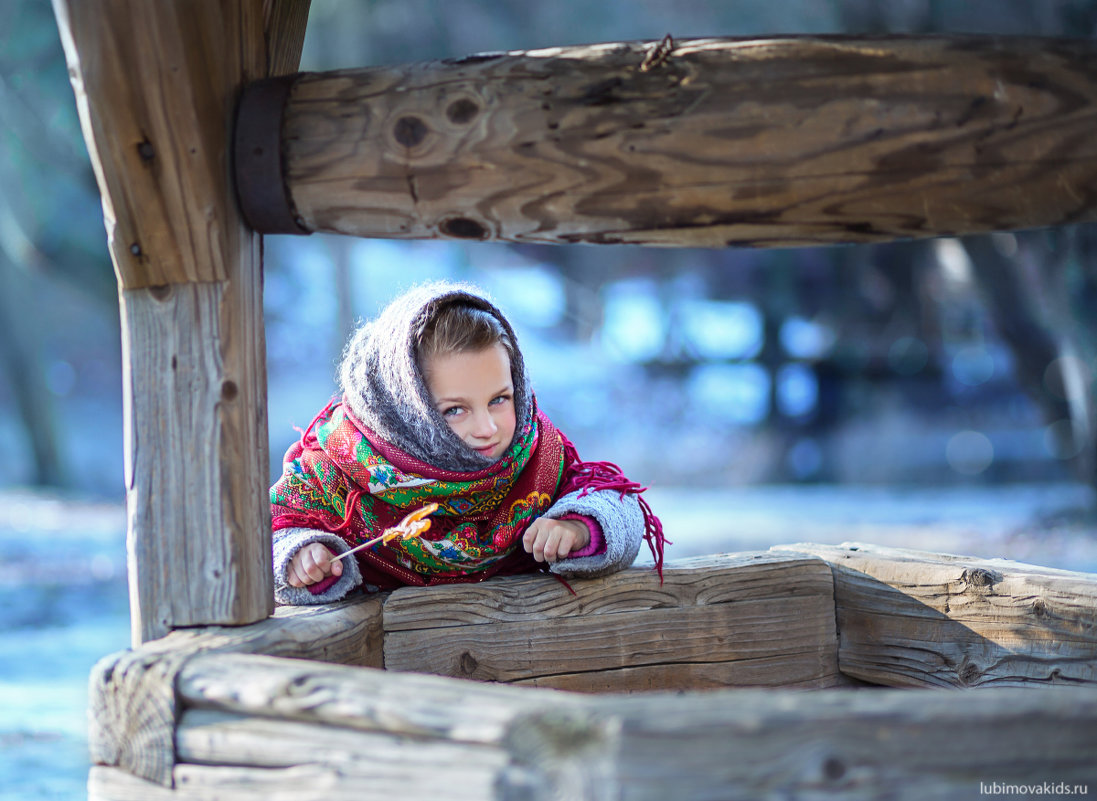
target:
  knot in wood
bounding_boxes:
[961,567,1000,589]
[822,756,847,781]
[393,115,429,148]
[957,658,982,686]
[459,651,480,675]
[446,98,480,125]
[440,217,489,240]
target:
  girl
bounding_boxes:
[270,282,664,604]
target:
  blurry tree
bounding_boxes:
[1,1,116,487]
[964,229,1097,486]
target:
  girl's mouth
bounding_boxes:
[474,444,497,456]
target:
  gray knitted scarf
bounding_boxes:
[339,282,533,473]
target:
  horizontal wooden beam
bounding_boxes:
[236,35,1097,247]
[382,552,843,691]
[774,542,1097,688]
[167,653,1097,799]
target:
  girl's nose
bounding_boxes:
[472,409,497,438]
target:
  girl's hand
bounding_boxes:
[287,542,343,587]
[522,518,590,563]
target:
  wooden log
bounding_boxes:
[382,553,843,691]
[93,762,525,801]
[160,652,1097,800]
[506,686,1097,800]
[55,0,311,644]
[176,709,507,798]
[774,542,1097,688]
[89,594,381,786]
[177,651,581,743]
[239,35,1097,246]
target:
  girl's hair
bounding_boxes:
[416,302,516,366]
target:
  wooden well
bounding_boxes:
[51,3,1097,799]
[87,543,1097,799]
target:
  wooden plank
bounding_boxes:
[176,709,506,798]
[385,596,835,685]
[383,552,839,690]
[177,652,581,744]
[505,686,1097,800]
[89,595,382,786]
[251,35,1097,247]
[775,542,1097,688]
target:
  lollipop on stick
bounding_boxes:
[330,502,439,562]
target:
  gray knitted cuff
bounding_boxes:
[273,527,364,605]
[544,488,644,578]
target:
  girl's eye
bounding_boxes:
[489,394,512,407]
[442,406,464,418]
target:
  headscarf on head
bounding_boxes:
[338,281,532,472]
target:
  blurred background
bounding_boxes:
[2,0,1097,797]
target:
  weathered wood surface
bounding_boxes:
[125,650,1097,800]
[178,652,581,743]
[176,709,508,798]
[56,0,311,644]
[88,594,381,786]
[507,685,1097,800]
[251,35,1097,246]
[776,542,1097,688]
[383,552,844,691]
[55,0,307,288]
[119,283,274,645]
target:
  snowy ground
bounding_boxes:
[643,482,1097,573]
[1,482,1095,798]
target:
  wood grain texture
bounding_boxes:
[176,709,507,798]
[55,0,258,288]
[505,686,1097,800]
[56,0,310,644]
[89,595,382,786]
[263,0,312,78]
[511,653,851,692]
[272,35,1097,247]
[114,652,1097,801]
[383,551,828,629]
[177,652,581,744]
[383,552,841,690]
[775,542,1097,687]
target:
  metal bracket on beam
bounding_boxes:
[233,75,311,235]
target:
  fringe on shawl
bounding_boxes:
[558,431,668,580]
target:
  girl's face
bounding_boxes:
[424,343,517,462]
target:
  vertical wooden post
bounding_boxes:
[54,0,311,644]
